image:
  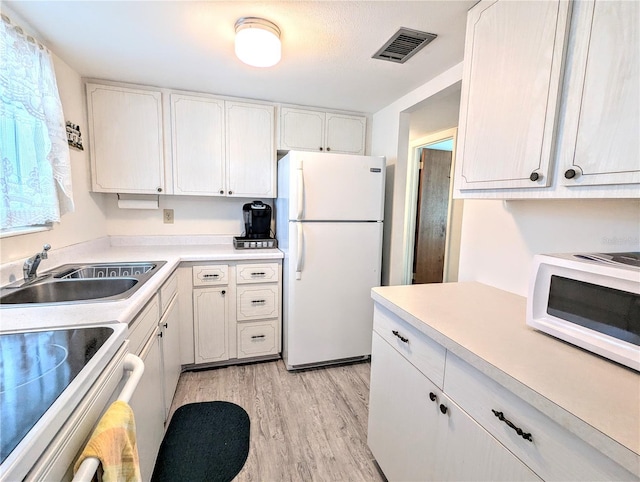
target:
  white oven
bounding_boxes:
[0,322,142,482]
[527,252,640,371]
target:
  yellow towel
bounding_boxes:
[74,400,142,482]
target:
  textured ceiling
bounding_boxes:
[4,1,476,113]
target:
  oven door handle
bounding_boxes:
[72,353,144,482]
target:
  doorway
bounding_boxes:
[413,140,453,283]
[403,128,463,285]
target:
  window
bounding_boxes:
[0,14,73,234]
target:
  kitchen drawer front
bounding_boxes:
[192,264,229,286]
[128,294,160,355]
[373,305,446,389]
[236,262,279,284]
[237,319,279,358]
[445,353,635,481]
[236,284,279,321]
[159,270,178,313]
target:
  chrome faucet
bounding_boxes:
[23,244,51,282]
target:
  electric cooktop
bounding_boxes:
[0,326,114,463]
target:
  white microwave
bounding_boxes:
[527,252,639,371]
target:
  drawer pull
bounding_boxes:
[392,330,408,343]
[251,299,267,304]
[203,274,220,279]
[251,335,266,340]
[492,410,533,442]
[251,272,266,276]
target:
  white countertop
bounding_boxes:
[0,236,283,332]
[371,282,640,475]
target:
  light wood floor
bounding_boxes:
[168,359,385,482]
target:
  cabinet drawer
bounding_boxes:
[445,353,634,481]
[237,320,279,358]
[159,270,178,313]
[236,285,279,321]
[373,305,446,388]
[128,294,160,355]
[192,265,228,286]
[236,263,279,284]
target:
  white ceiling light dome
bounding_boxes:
[234,17,281,68]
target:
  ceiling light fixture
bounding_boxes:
[234,17,281,68]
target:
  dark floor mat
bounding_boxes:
[151,401,250,482]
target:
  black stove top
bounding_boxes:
[0,326,114,463]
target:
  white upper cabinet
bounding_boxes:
[226,101,276,198]
[279,107,366,155]
[170,94,225,196]
[455,0,571,191]
[454,0,639,199]
[557,0,640,187]
[86,83,165,194]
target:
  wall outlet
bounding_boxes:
[163,209,174,224]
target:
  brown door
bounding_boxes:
[413,148,452,284]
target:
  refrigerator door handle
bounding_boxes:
[296,223,304,280]
[296,164,304,220]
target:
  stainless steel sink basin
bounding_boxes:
[0,261,166,306]
[0,278,138,304]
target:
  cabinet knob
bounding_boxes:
[529,171,541,182]
[228,190,233,195]
[439,404,448,414]
[157,187,163,193]
[221,290,226,295]
[219,190,224,195]
[319,147,323,151]
[163,322,168,328]
[429,392,437,402]
[158,331,163,338]
[326,147,331,152]
[564,168,577,179]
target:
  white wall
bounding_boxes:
[371,63,464,285]
[0,12,108,264]
[103,195,267,237]
[458,199,640,296]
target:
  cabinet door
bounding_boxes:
[171,94,225,195]
[160,296,181,420]
[279,107,325,152]
[226,101,275,197]
[86,83,164,194]
[193,287,228,363]
[455,0,571,190]
[559,0,640,187]
[129,329,164,482]
[325,113,366,155]
[436,393,540,482]
[368,333,440,481]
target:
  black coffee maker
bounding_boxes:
[243,201,272,239]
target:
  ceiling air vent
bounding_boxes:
[372,27,437,64]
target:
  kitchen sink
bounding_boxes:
[0,261,166,306]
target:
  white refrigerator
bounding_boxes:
[276,151,385,370]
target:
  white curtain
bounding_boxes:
[0,14,74,230]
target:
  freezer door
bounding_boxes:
[283,221,383,368]
[286,151,385,221]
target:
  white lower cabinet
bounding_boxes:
[445,352,636,481]
[193,286,229,363]
[159,295,181,420]
[368,303,638,481]
[129,328,164,482]
[368,333,539,482]
[191,261,281,366]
